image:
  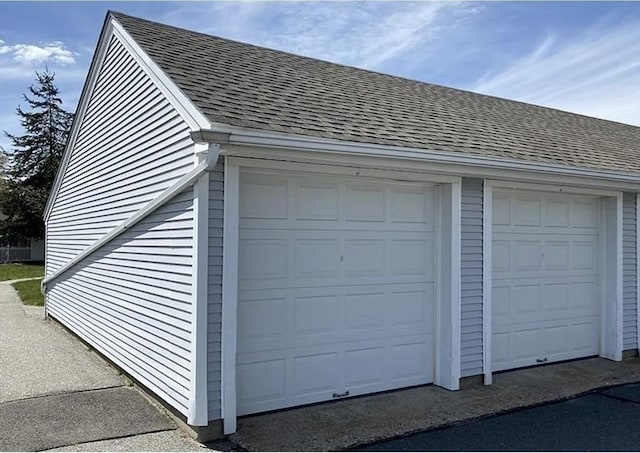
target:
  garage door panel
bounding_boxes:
[237,334,433,415]
[240,174,288,220]
[493,320,599,371]
[240,173,436,232]
[295,239,341,279]
[513,196,542,227]
[570,199,599,229]
[572,241,598,270]
[239,239,287,280]
[492,238,598,279]
[238,284,434,354]
[237,358,287,410]
[544,198,569,227]
[238,171,436,415]
[497,280,598,316]
[295,180,339,221]
[390,187,435,225]
[390,239,434,277]
[293,352,340,397]
[544,241,570,270]
[492,189,601,372]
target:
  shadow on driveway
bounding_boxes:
[353,384,640,452]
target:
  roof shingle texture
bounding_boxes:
[112,12,640,174]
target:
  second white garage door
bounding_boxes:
[236,170,437,415]
[492,189,601,372]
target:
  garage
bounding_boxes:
[235,170,438,415]
[491,188,602,371]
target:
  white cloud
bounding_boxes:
[0,40,75,65]
[160,2,477,70]
[469,18,640,126]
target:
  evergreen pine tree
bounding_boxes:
[0,69,74,243]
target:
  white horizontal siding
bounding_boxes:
[461,178,484,377]
[208,162,224,420]
[46,33,193,274]
[623,192,637,350]
[45,32,197,418]
[47,189,194,414]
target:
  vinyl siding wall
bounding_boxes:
[460,178,484,377]
[623,192,637,350]
[208,162,224,420]
[46,33,194,273]
[45,33,197,416]
[47,189,194,413]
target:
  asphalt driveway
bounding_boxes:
[354,383,640,451]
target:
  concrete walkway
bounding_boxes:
[0,282,206,451]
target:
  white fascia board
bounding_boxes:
[196,126,640,191]
[110,19,211,131]
[44,17,114,222]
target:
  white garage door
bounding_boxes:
[492,189,601,372]
[236,170,436,415]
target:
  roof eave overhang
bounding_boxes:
[196,125,640,191]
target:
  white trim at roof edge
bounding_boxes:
[194,127,640,189]
[110,18,211,130]
[43,13,212,222]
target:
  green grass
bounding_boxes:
[0,263,45,281]
[12,278,44,306]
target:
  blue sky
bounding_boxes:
[1,1,640,152]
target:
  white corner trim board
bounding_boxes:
[189,144,211,426]
[482,181,493,385]
[42,146,220,291]
[221,156,239,435]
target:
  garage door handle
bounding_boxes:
[333,391,350,398]
[536,358,548,363]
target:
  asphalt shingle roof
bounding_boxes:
[112,12,640,175]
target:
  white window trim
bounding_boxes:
[482,180,624,384]
[220,155,462,434]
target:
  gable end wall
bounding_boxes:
[45,32,197,417]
